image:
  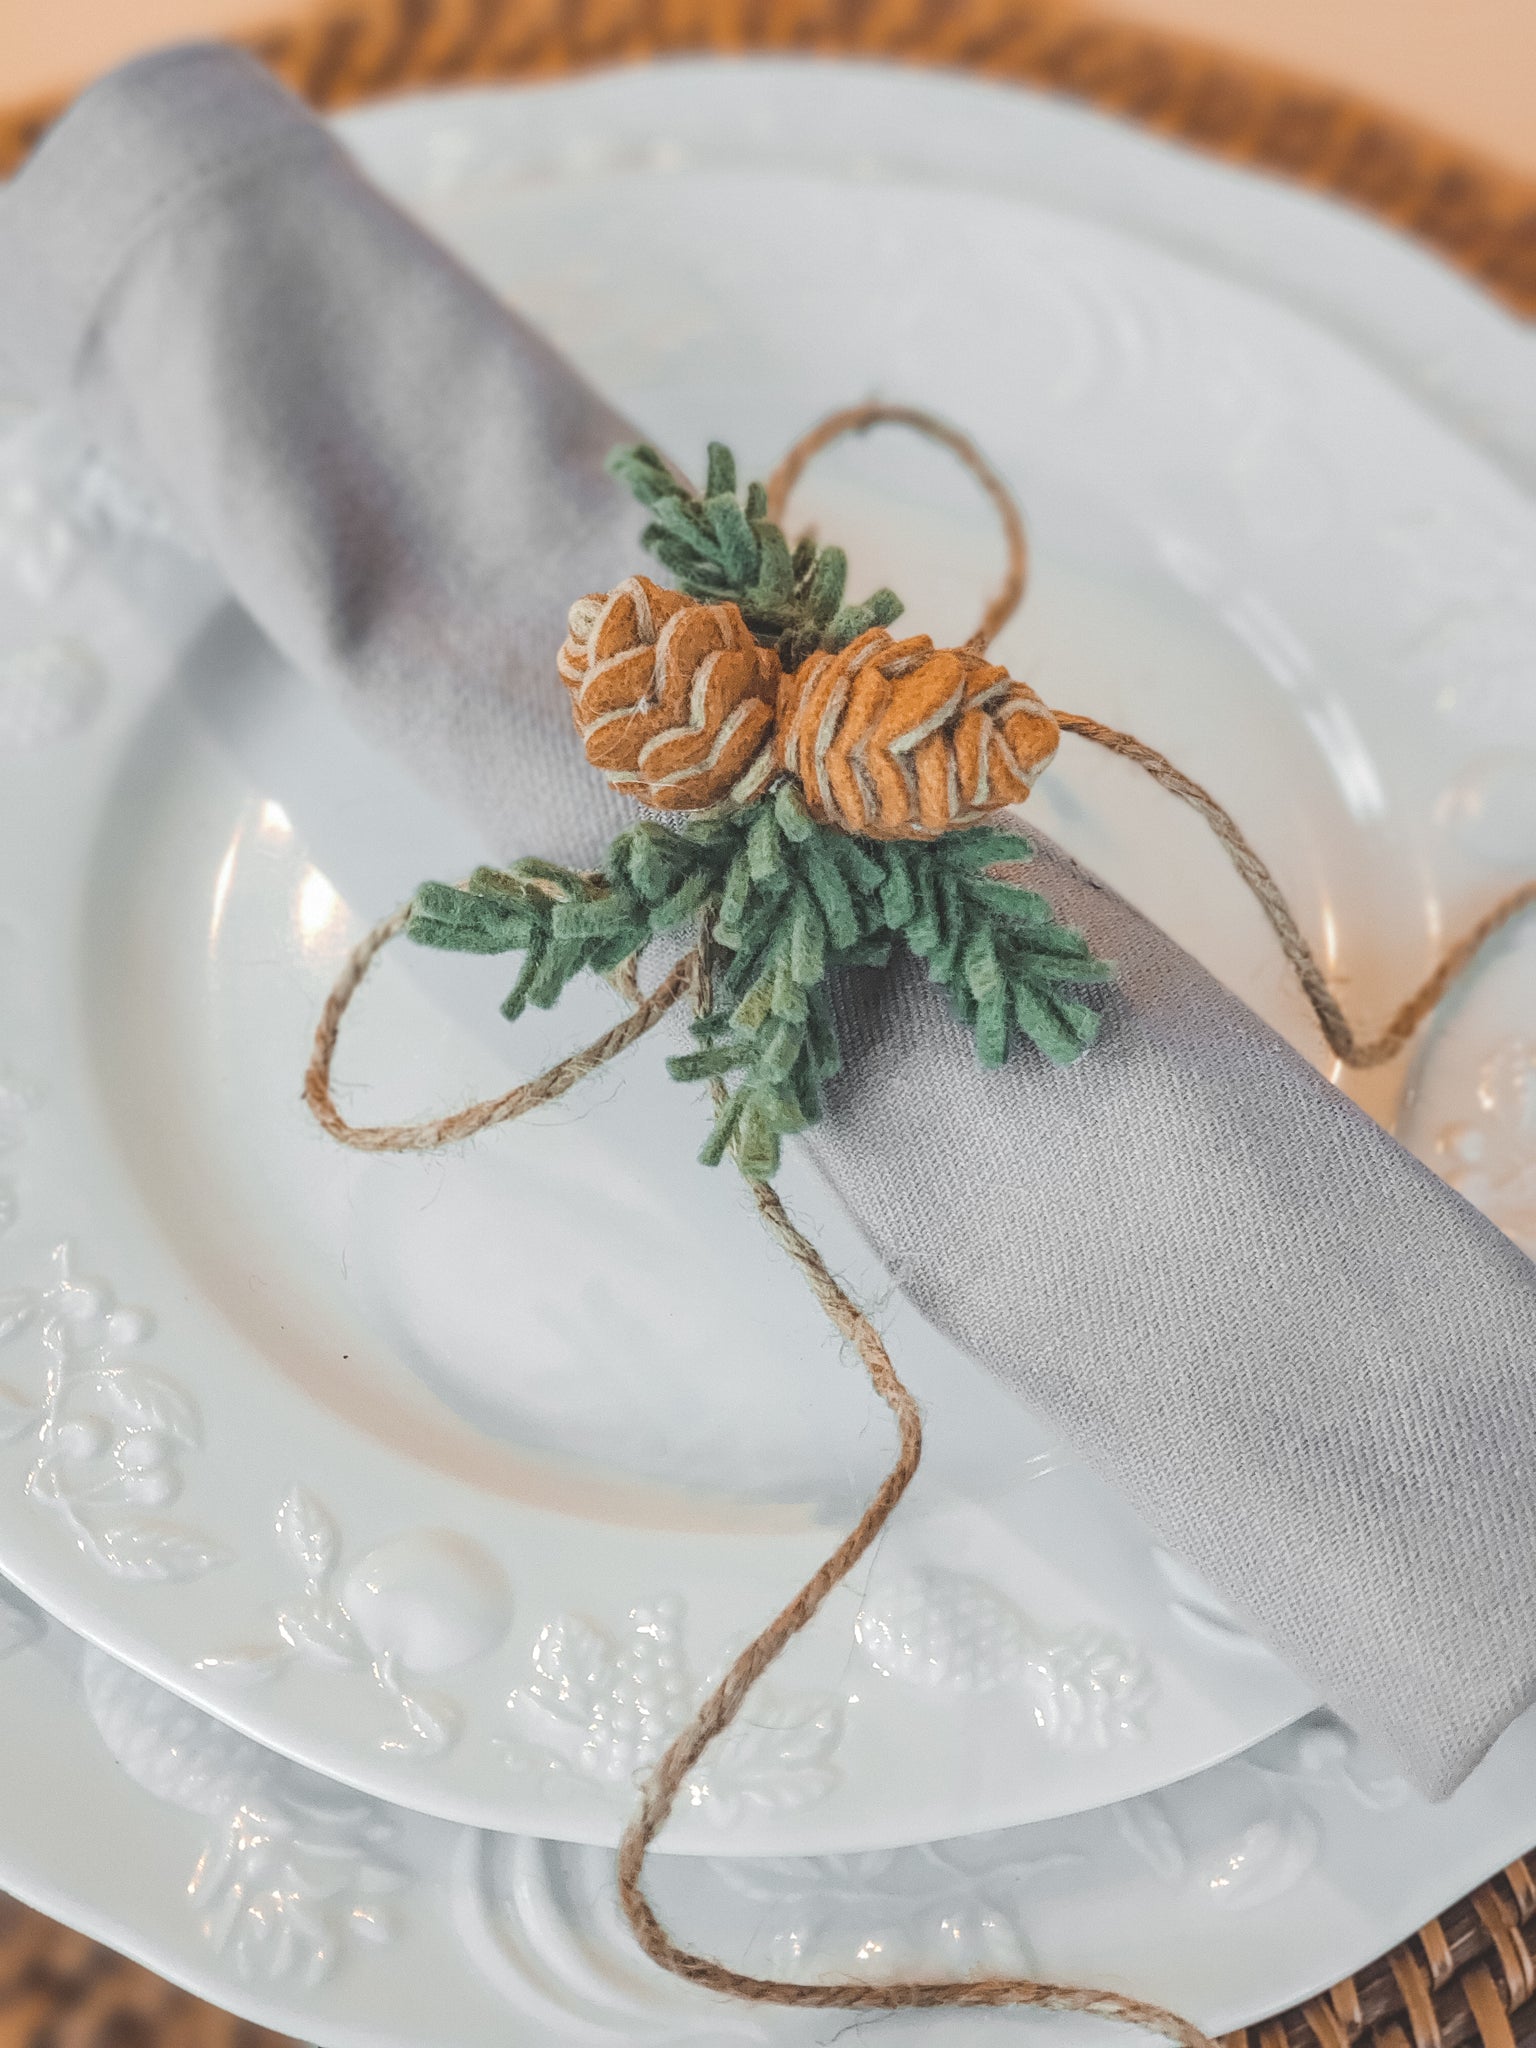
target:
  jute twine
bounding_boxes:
[765,399,1030,656]
[303,407,1536,2046]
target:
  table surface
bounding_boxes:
[3,0,1535,177]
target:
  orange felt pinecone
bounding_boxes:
[558,575,781,813]
[777,626,1060,838]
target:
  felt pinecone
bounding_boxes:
[777,627,1059,838]
[558,574,781,814]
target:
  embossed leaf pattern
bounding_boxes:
[512,1598,843,1820]
[526,1616,613,1732]
[517,1608,680,1778]
[192,1805,401,1989]
[83,1648,406,1985]
[705,1838,1068,1981]
[383,1684,460,1758]
[276,1486,340,1580]
[83,1649,263,1818]
[0,1289,34,1344]
[1022,1633,1154,1750]
[703,1694,843,1824]
[87,1517,233,1582]
[203,1491,491,1759]
[3,1247,228,1583]
[277,1596,367,1669]
[98,1365,201,1447]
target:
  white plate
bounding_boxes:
[5,1577,1536,2044]
[1,56,1534,1857]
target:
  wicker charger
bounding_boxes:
[0,1893,294,2046]
[1,2,1534,2043]
[0,1864,1533,2048]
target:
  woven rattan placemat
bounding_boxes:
[3,1864,1536,2048]
[1,1,1534,2041]
[2,0,1535,313]
[0,1893,296,2046]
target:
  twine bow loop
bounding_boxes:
[305,402,1536,2048]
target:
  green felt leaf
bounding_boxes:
[407,756,1111,1181]
[607,439,906,667]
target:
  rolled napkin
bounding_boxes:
[4,45,1535,1798]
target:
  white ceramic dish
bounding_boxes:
[1,54,1534,2044]
[4,1575,1536,2046]
[1,56,1534,1866]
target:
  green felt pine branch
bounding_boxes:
[608,441,904,669]
[890,829,1116,1068]
[408,831,726,1024]
[408,799,1112,1182]
[665,782,894,1179]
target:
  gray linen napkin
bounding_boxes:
[4,44,1535,1798]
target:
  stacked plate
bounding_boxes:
[0,55,1534,2045]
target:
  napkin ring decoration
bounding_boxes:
[305,404,1535,2046]
[399,423,1111,1185]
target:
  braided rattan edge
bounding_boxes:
[1,1857,1535,2045]
[2,0,1535,315]
[0,1889,297,2045]
[1221,1860,1536,2048]
[1,0,1535,2037]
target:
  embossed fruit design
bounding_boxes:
[341,1530,512,1676]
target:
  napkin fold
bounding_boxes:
[5,45,1535,1797]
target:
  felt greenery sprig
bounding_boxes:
[406,434,1113,1181]
[409,784,1111,1182]
[608,441,904,668]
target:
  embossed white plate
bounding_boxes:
[0,56,1533,1856]
[6,1583,1536,2041]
